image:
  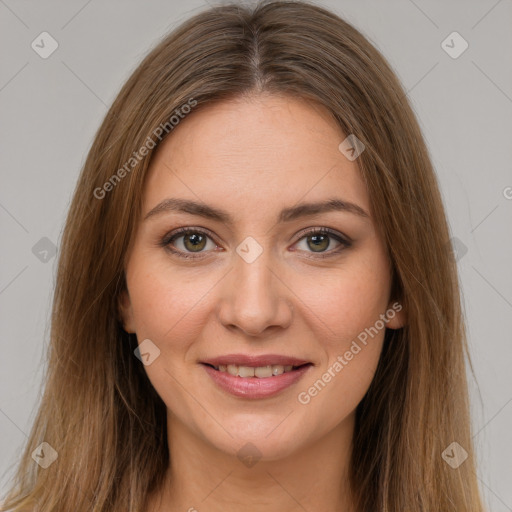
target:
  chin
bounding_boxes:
[200,417,311,463]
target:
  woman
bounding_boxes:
[0,1,484,510]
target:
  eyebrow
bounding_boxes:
[143,197,370,224]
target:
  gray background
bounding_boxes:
[1,0,511,510]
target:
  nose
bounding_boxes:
[216,245,294,337]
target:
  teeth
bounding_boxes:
[272,365,284,376]
[215,364,300,378]
[238,366,255,378]
[255,365,273,378]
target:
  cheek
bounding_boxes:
[289,252,390,408]
[125,258,217,415]
[293,270,388,425]
[292,255,391,346]
[126,256,218,353]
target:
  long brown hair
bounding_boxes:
[1,1,484,510]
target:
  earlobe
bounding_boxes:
[118,288,136,333]
[385,300,407,330]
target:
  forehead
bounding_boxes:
[142,94,370,221]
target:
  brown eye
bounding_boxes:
[306,233,330,252]
[182,232,207,252]
[293,228,351,259]
[162,228,218,259]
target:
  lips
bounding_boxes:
[200,354,313,399]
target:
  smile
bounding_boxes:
[201,362,313,399]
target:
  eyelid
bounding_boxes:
[293,226,352,245]
[164,226,219,243]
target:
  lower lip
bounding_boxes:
[201,364,312,399]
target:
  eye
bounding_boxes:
[161,227,219,259]
[293,227,351,259]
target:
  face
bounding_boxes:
[119,93,405,461]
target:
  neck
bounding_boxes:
[147,410,357,512]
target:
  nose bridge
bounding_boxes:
[236,243,274,299]
[217,236,292,335]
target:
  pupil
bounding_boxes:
[185,233,205,251]
[309,234,328,252]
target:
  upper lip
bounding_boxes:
[201,354,311,367]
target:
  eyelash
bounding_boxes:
[159,226,352,260]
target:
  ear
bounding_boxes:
[385,299,407,330]
[118,287,136,333]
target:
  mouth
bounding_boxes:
[199,356,314,399]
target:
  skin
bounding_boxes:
[119,93,406,512]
